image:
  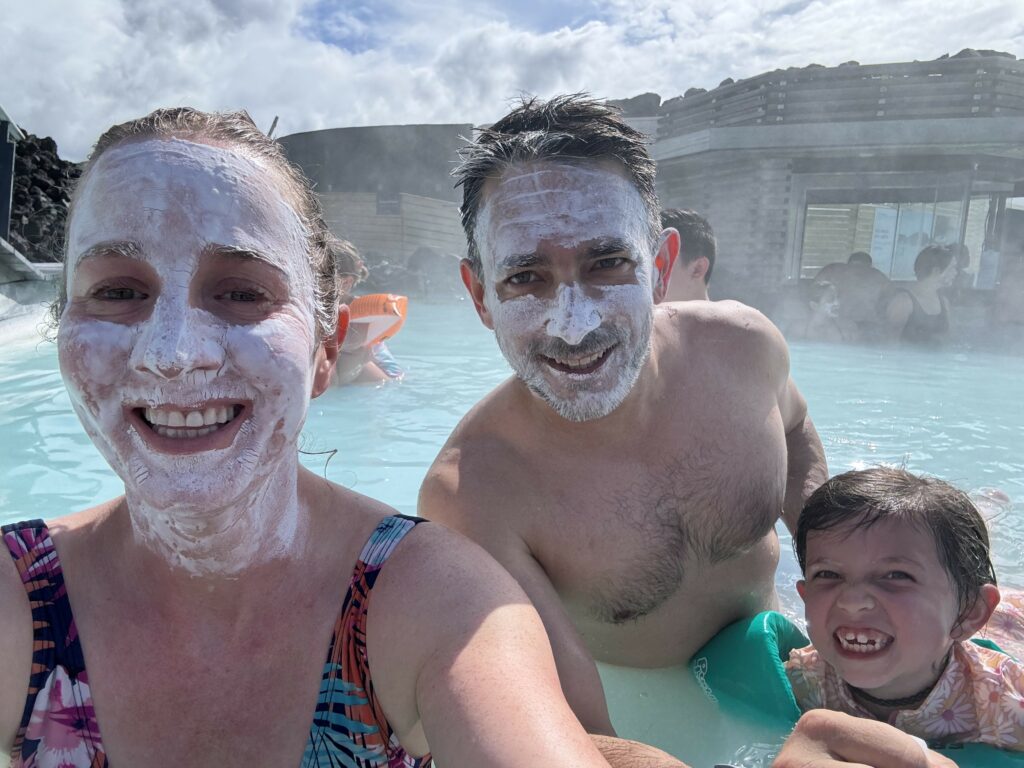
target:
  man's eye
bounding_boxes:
[93,285,148,301]
[594,256,627,270]
[507,271,539,285]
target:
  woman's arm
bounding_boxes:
[0,547,33,752]
[774,710,957,768]
[368,524,685,767]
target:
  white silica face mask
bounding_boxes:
[475,161,657,422]
[59,137,321,575]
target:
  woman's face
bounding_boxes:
[58,137,335,511]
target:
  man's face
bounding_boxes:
[472,160,658,422]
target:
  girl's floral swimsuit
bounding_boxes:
[3,515,432,768]
[786,639,1024,750]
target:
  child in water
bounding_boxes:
[785,467,1024,751]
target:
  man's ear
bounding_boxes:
[796,579,808,602]
[690,256,710,284]
[311,305,349,398]
[461,259,494,329]
[652,227,680,304]
[951,584,1001,640]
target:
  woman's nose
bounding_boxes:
[131,298,224,379]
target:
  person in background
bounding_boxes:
[780,281,845,343]
[788,467,1023,752]
[660,208,714,302]
[815,252,891,341]
[885,245,957,345]
[331,237,405,385]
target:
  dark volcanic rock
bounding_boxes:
[8,132,81,262]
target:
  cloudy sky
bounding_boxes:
[2,0,1023,160]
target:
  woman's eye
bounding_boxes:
[214,287,269,303]
[883,571,914,581]
[93,285,148,301]
[224,289,264,302]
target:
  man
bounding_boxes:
[419,94,827,737]
[660,208,714,301]
[815,252,891,341]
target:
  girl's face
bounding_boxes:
[798,518,964,699]
[58,137,335,513]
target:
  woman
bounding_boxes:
[0,107,615,768]
[885,245,957,345]
[0,107,950,768]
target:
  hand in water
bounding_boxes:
[773,711,958,768]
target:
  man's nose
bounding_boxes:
[545,284,601,345]
[130,297,224,379]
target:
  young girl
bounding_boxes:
[786,467,1024,751]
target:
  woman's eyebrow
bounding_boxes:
[203,244,286,273]
[75,240,144,263]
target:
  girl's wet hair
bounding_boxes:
[53,107,339,338]
[795,467,997,623]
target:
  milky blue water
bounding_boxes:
[1,301,1021,766]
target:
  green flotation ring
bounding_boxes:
[690,611,1020,768]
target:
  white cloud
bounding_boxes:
[1,0,1022,160]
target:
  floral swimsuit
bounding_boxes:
[786,639,1024,750]
[3,515,432,767]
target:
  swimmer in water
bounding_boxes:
[787,467,1024,751]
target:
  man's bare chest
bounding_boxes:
[521,416,786,620]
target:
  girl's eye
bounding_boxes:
[811,569,841,580]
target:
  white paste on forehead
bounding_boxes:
[68,137,314,325]
[475,161,654,272]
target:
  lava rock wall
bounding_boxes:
[8,134,80,262]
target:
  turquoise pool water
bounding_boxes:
[1,300,1022,766]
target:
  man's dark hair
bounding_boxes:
[847,251,872,267]
[795,467,996,625]
[660,208,716,284]
[454,94,660,277]
[914,244,954,280]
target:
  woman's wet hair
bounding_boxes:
[52,107,339,338]
[454,93,660,278]
[913,244,955,280]
[795,467,997,624]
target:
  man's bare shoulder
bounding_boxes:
[419,380,529,545]
[657,299,787,357]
